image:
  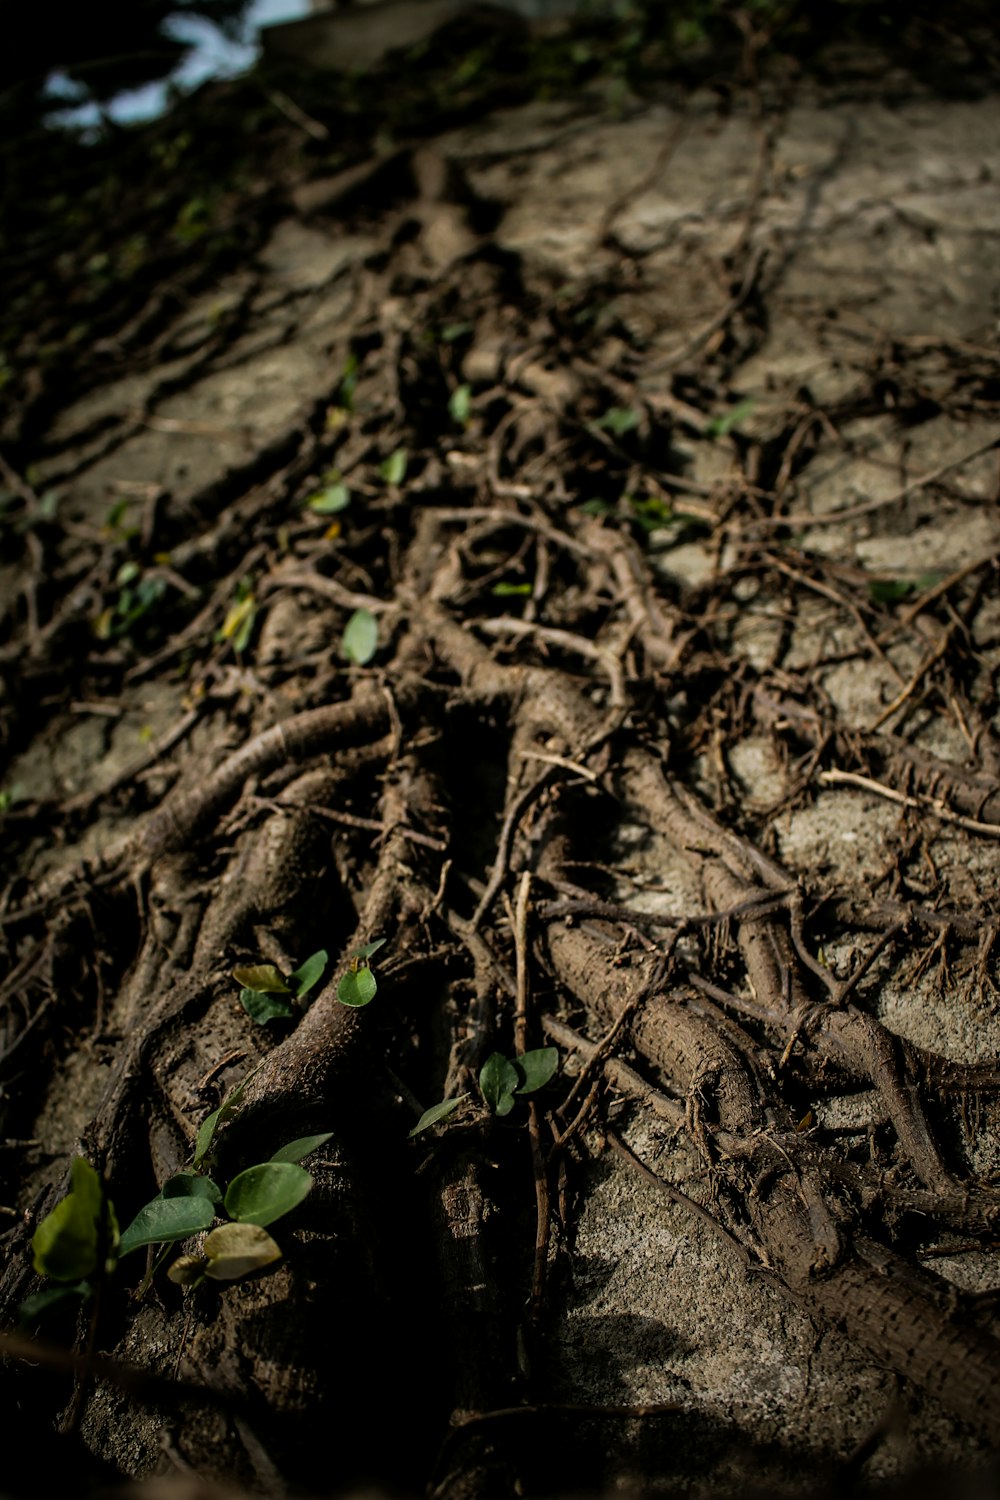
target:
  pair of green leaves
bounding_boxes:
[480,1048,559,1115]
[233,949,327,1025]
[409,1048,559,1137]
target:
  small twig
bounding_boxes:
[747,436,1000,531]
[513,872,551,1343]
[819,768,1000,838]
[479,617,626,708]
[471,771,556,932]
[519,749,598,782]
[868,627,953,732]
[606,1130,755,1268]
[264,86,329,140]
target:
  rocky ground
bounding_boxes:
[1,11,999,1498]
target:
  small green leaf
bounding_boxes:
[868,578,916,603]
[224,1162,313,1227]
[379,448,408,486]
[240,988,295,1024]
[594,406,639,437]
[203,1222,282,1281]
[234,604,256,654]
[513,1047,559,1094]
[270,1132,334,1164]
[231,964,290,994]
[352,938,386,961]
[220,593,256,645]
[342,608,378,665]
[629,495,675,532]
[118,1196,215,1257]
[577,498,613,517]
[306,483,350,515]
[409,1096,466,1137]
[161,1173,222,1204]
[492,581,532,597]
[290,949,327,998]
[479,1053,521,1117]
[337,966,377,1007]
[194,1105,224,1167]
[32,1157,116,1283]
[193,1064,261,1167]
[441,321,473,342]
[449,384,472,424]
[19,1282,91,1326]
[704,398,756,438]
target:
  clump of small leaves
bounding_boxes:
[24,1130,333,1322]
[232,948,328,1025]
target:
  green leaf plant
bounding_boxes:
[232,948,328,1025]
[479,1047,559,1116]
[22,1121,333,1324]
[336,938,386,1008]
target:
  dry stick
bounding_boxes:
[641,244,768,375]
[868,626,953,732]
[898,549,999,628]
[551,952,670,1153]
[544,964,1000,1438]
[431,505,594,560]
[267,567,391,615]
[762,549,903,682]
[606,1130,759,1271]
[819,767,1000,838]
[62,704,202,814]
[513,871,551,1345]
[747,436,1000,531]
[478,616,626,709]
[471,771,557,933]
[754,686,1000,826]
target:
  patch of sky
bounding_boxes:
[43,0,313,132]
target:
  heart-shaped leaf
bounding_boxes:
[192,1062,262,1167]
[224,1162,313,1227]
[337,966,377,1007]
[118,1195,215,1257]
[203,1222,282,1281]
[479,1053,520,1117]
[379,448,407,485]
[513,1047,559,1094]
[270,1133,333,1164]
